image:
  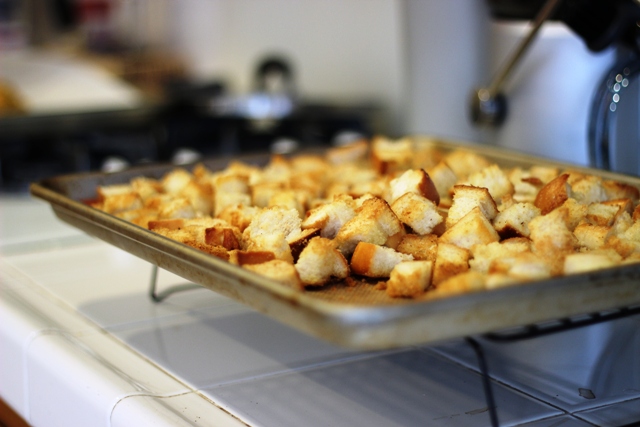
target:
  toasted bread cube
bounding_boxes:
[326,139,369,165]
[391,192,443,235]
[427,161,458,199]
[350,242,413,278]
[386,261,433,298]
[162,168,193,194]
[485,274,523,289]
[268,190,306,218]
[243,260,303,290]
[410,137,444,169]
[397,234,438,261]
[371,136,413,174]
[214,192,252,217]
[228,250,276,265]
[508,168,541,202]
[534,173,571,215]
[444,149,491,178]
[204,225,242,250]
[606,235,640,258]
[557,198,587,231]
[564,252,618,275]
[101,192,143,214]
[440,207,499,250]
[152,227,229,259]
[574,223,611,250]
[493,202,540,238]
[302,194,357,238]
[251,181,285,208]
[181,180,213,216]
[157,197,197,219]
[244,232,293,263]
[447,185,498,228]
[289,228,321,262]
[602,180,640,201]
[469,238,531,273]
[295,237,349,286]
[433,242,470,285]
[148,218,185,231]
[466,164,514,202]
[529,208,576,255]
[388,169,439,205]
[586,202,620,226]
[432,271,485,297]
[571,175,607,204]
[334,197,405,255]
[243,206,302,243]
[216,204,260,232]
[130,177,162,201]
[488,252,551,280]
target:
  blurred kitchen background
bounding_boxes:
[0,0,635,191]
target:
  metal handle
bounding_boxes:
[470,0,563,127]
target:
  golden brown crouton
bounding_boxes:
[469,238,531,273]
[387,169,440,205]
[488,251,551,280]
[370,136,413,174]
[444,149,491,178]
[326,139,369,165]
[432,271,485,297]
[295,237,350,286]
[228,250,276,265]
[493,202,540,238]
[334,197,405,255]
[563,252,619,275]
[440,207,500,250]
[427,161,458,200]
[390,192,443,235]
[574,223,611,250]
[243,260,303,290]
[534,173,571,215]
[446,185,498,228]
[397,234,438,261]
[302,194,357,238]
[350,242,413,278]
[466,164,515,202]
[433,242,470,285]
[386,261,433,298]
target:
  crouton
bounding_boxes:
[371,136,413,174]
[216,204,260,232]
[289,228,321,262]
[433,242,470,285]
[534,173,571,215]
[302,194,357,238]
[488,252,551,281]
[204,225,242,250]
[586,203,620,227]
[243,260,303,290]
[387,169,439,205]
[295,237,350,286]
[157,197,197,219]
[350,242,413,278]
[446,185,498,228]
[334,197,405,255]
[390,192,443,235]
[427,161,458,199]
[493,202,540,238]
[396,234,438,261]
[228,250,276,265]
[571,175,607,204]
[153,227,229,260]
[326,139,369,165]
[469,238,531,273]
[100,192,143,214]
[162,168,193,194]
[444,149,491,178]
[564,252,618,275]
[574,223,610,250]
[432,271,485,297]
[466,164,514,201]
[602,180,640,201]
[386,261,433,298]
[440,207,500,250]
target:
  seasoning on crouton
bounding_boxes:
[397,234,438,261]
[493,202,540,238]
[446,185,498,228]
[391,192,443,235]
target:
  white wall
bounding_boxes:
[168,0,406,132]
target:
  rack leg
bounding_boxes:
[465,337,500,427]
[148,265,201,303]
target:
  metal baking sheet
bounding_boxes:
[30,140,640,349]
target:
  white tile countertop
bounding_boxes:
[2,194,640,426]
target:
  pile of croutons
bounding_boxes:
[91,136,640,299]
